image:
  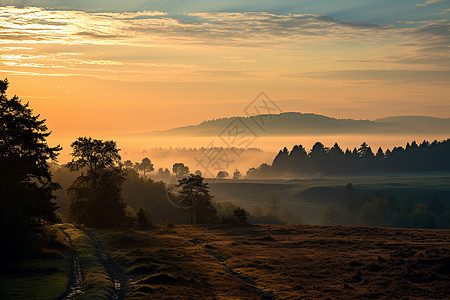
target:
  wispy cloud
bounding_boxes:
[0,6,449,83]
[416,0,449,6]
[0,7,397,47]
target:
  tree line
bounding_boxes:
[247,140,450,177]
[321,183,450,229]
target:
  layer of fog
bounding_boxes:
[49,134,450,177]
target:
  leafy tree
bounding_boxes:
[0,78,61,254]
[65,137,126,228]
[66,137,121,187]
[216,170,229,179]
[157,167,171,179]
[176,174,217,224]
[124,160,133,168]
[194,170,203,176]
[246,167,258,178]
[122,168,186,223]
[233,207,248,224]
[232,169,242,180]
[172,162,189,178]
[138,157,154,177]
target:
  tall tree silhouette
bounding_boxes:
[309,142,328,173]
[176,174,216,224]
[66,137,126,228]
[0,78,61,253]
[138,157,154,177]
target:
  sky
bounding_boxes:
[0,0,449,137]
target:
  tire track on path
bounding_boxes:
[189,238,276,300]
[83,229,130,300]
[58,226,85,300]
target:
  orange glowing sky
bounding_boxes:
[0,3,449,138]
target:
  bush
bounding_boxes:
[233,207,248,225]
[137,208,152,229]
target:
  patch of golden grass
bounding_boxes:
[61,224,113,300]
[91,228,260,299]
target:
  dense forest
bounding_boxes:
[247,140,450,178]
[321,184,450,229]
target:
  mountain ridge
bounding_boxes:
[133,112,450,136]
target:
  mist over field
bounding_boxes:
[50,133,450,174]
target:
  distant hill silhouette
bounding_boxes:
[375,116,450,133]
[136,112,450,136]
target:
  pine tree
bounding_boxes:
[0,79,61,253]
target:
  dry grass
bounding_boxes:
[92,224,450,299]
[62,224,113,300]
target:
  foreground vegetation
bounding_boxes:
[0,226,70,300]
[89,224,450,299]
[1,223,449,299]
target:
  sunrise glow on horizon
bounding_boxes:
[0,1,449,137]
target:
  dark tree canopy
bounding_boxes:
[172,162,189,178]
[216,170,229,179]
[67,137,121,183]
[137,157,154,177]
[176,174,217,224]
[0,78,61,253]
[252,139,450,177]
[65,137,126,228]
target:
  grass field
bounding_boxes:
[1,223,448,299]
[207,172,450,223]
[91,224,450,299]
[0,226,70,300]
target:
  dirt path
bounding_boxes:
[189,238,276,300]
[83,230,130,300]
[58,227,85,300]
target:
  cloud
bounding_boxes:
[296,70,450,84]
[437,8,450,14]
[0,6,449,83]
[0,7,397,47]
[416,0,448,6]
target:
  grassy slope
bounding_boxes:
[91,226,261,299]
[208,173,450,223]
[61,225,113,300]
[92,224,450,299]
[0,225,116,300]
[0,226,70,300]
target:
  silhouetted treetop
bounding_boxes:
[248,139,450,177]
[67,137,121,175]
[0,78,61,253]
